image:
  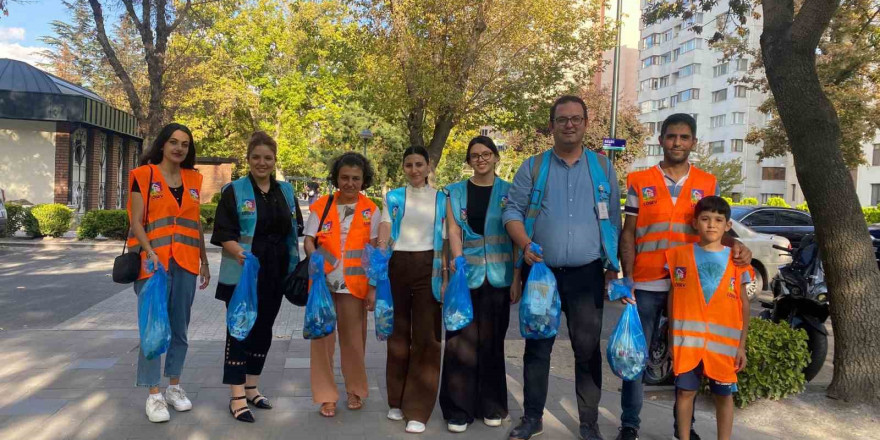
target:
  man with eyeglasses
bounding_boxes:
[503,95,621,440]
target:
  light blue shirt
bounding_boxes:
[502,149,621,268]
[692,244,751,304]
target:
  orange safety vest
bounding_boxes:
[666,244,748,383]
[309,192,377,299]
[126,164,203,280]
[628,165,716,283]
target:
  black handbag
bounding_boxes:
[284,194,334,306]
[112,167,152,284]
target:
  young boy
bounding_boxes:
[665,196,751,440]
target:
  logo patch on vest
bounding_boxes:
[500,194,509,209]
[149,182,163,199]
[673,266,687,287]
[322,221,332,232]
[691,189,705,205]
[189,189,199,202]
[391,205,399,219]
[642,186,657,205]
[361,209,372,224]
[727,277,738,299]
[460,208,468,222]
[241,199,256,214]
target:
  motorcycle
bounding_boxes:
[643,308,673,385]
[760,233,829,382]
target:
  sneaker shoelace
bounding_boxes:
[169,387,187,400]
[149,397,168,412]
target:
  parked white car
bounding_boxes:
[730,219,793,301]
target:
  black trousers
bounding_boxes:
[521,260,604,427]
[439,280,511,423]
[222,238,287,385]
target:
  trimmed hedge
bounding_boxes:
[200,203,218,230]
[210,192,222,204]
[0,203,27,237]
[766,197,791,208]
[26,204,73,238]
[77,210,130,240]
[740,197,759,205]
[864,207,880,224]
[732,318,810,408]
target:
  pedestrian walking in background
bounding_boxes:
[212,131,302,422]
[440,136,519,433]
[305,152,380,418]
[126,122,209,423]
[378,146,448,434]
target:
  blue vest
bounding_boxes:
[218,177,300,285]
[526,150,620,272]
[447,178,514,289]
[385,186,447,301]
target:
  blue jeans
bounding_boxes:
[619,290,696,430]
[134,258,197,387]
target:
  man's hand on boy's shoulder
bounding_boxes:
[735,347,747,372]
[732,241,752,267]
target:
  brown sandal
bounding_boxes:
[319,402,336,417]
[347,393,363,410]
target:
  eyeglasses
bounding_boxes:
[468,152,495,162]
[553,116,585,126]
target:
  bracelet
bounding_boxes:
[442,267,449,272]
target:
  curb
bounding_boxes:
[0,240,223,252]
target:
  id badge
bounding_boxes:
[598,202,610,220]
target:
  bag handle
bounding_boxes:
[313,194,334,252]
[120,166,152,256]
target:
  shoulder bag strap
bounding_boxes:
[120,167,152,255]
[314,194,334,251]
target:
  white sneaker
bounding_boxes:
[145,394,170,423]
[406,421,426,433]
[447,421,467,433]
[164,385,193,412]
[387,408,404,421]
[483,417,503,427]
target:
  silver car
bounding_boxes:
[730,219,793,301]
[0,188,6,235]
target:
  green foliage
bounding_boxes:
[723,197,734,206]
[691,143,745,196]
[740,197,759,206]
[200,204,218,230]
[368,196,384,210]
[77,210,130,240]
[733,318,810,408]
[796,202,809,212]
[27,204,74,238]
[766,197,791,208]
[1,203,26,237]
[210,192,222,204]
[863,207,880,225]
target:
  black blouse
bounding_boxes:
[466,180,493,235]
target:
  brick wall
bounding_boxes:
[107,134,122,209]
[197,162,235,203]
[86,128,103,211]
[54,122,71,204]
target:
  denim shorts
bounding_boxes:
[675,362,738,396]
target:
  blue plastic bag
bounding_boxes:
[227,252,260,341]
[607,303,648,381]
[303,253,337,339]
[608,277,635,302]
[138,262,171,360]
[443,256,473,331]
[520,243,561,339]
[362,245,393,341]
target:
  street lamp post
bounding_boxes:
[609,0,623,164]
[359,129,373,158]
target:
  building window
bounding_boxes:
[640,101,653,114]
[659,75,669,88]
[731,192,742,202]
[679,63,701,78]
[684,12,704,28]
[732,112,745,124]
[734,85,748,98]
[736,59,749,71]
[647,144,663,156]
[662,29,672,42]
[678,88,700,102]
[480,128,490,136]
[709,141,725,153]
[674,24,682,37]
[873,144,880,166]
[70,128,88,214]
[657,98,668,109]
[670,95,679,107]
[731,139,744,152]
[98,133,108,210]
[713,63,729,77]
[116,141,125,209]
[762,167,786,181]
[791,184,798,203]
[680,38,701,53]
[712,88,728,102]
[872,184,880,206]
[672,48,680,61]
[710,115,726,128]
[661,51,672,64]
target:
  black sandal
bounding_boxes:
[229,396,255,423]
[245,386,272,409]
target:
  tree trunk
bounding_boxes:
[762,0,880,404]
[425,109,455,167]
[407,106,426,148]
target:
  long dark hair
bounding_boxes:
[139,123,196,169]
[402,146,431,184]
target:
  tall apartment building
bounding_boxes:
[631,2,800,204]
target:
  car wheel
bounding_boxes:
[746,264,764,302]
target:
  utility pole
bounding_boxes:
[608,0,623,163]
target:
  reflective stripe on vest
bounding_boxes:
[386,186,447,301]
[667,244,746,383]
[629,166,716,283]
[217,177,301,286]
[526,150,620,271]
[448,178,514,289]
[126,165,203,280]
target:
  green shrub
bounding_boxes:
[1,203,26,237]
[722,197,734,206]
[210,192,222,204]
[741,197,759,205]
[368,196,384,210]
[77,210,130,240]
[765,197,790,208]
[200,203,218,230]
[863,207,880,225]
[796,202,809,212]
[732,318,810,408]
[27,204,73,238]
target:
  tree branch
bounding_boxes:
[762,0,796,34]
[792,0,842,51]
[86,0,144,120]
[169,0,194,34]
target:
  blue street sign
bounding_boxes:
[602,138,627,151]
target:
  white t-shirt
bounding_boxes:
[380,184,437,252]
[305,203,380,294]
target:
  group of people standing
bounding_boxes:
[126,94,752,440]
